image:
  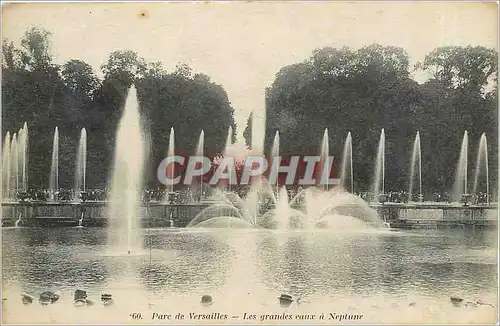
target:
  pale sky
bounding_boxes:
[2,2,498,145]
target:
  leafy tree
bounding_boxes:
[416,46,497,94]
[252,44,497,194]
[101,50,147,86]
[2,27,64,188]
[2,28,496,196]
[2,40,18,69]
[17,27,53,71]
[2,28,237,190]
[416,46,498,193]
[61,60,101,99]
[137,66,236,187]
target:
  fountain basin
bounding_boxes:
[189,216,255,229]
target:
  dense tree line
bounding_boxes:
[2,27,236,189]
[244,44,498,194]
[3,27,497,195]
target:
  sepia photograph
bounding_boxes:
[1,1,498,324]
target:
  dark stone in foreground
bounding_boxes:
[201,295,213,305]
[74,289,87,301]
[101,293,113,306]
[21,294,34,305]
[278,294,293,307]
[39,291,59,305]
[450,296,464,307]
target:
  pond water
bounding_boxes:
[1,227,498,324]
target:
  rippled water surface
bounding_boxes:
[2,227,498,324]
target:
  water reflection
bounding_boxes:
[2,227,497,313]
[135,231,234,293]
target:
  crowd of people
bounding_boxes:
[3,185,493,205]
[357,191,492,204]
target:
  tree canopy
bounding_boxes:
[2,27,497,195]
[254,44,497,194]
[2,27,236,189]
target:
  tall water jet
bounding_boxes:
[17,128,24,193]
[10,133,19,195]
[409,131,422,201]
[193,130,205,201]
[224,126,233,151]
[270,131,280,190]
[49,127,59,201]
[251,108,266,156]
[473,133,489,203]
[107,85,145,254]
[74,128,87,201]
[14,211,22,227]
[20,123,28,192]
[3,132,11,198]
[372,129,385,200]
[246,114,266,224]
[340,132,354,193]
[319,128,330,191]
[164,127,175,198]
[275,186,290,230]
[453,130,468,202]
[223,126,233,192]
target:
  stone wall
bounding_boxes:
[1,202,497,228]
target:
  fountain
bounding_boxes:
[20,123,28,192]
[168,212,174,227]
[163,127,176,199]
[187,202,255,228]
[17,128,23,193]
[372,129,385,201]
[187,126,385,230]
[222,126,234,192]
[192,130,205,201]
[16,124,28,193]
[251,109,266,156]
[270,131,280,190]
[74,128,87,201]
[235,108,266,224]
[453,130,468,203]
[10,133,19,196]
[14,211,22,227]
[77,210,84,227]
[318,128,330,191]
[473,133,489,203]
[49,127,59,201]
[187,180,270,229]
[274,186,291,230]
[251,185,385,230]
[3,132,11,199]
[409,131,422,202]
[188,179,281,229]
[301,187,386,229]
[107,85,146,254]
[2,124,28,201]
[340,132,354,193]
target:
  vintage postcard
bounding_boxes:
[1,1,498,324]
